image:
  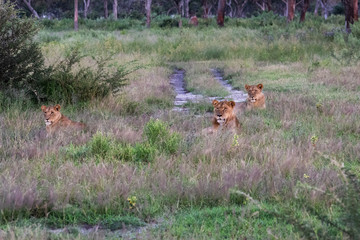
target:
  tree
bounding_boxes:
[74,0,79,31]
[113,0,118,19]
[22,0,40,19]
[254,0,271,11]
[0,3,44,93]
[184,0,190,18]
[217,0,226,26]
[354,0,358,21]
[287,0,295,21]
[104,0,108,18]
[173,0,183,27]
[342,0,355,32]
[300,0,309,22]
[145,0,152,28]
[202,0,211,18]
[83,0,91,18]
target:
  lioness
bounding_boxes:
[245,84,266,110]
[212,100,240,131]
[41,104,86,134]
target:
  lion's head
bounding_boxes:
[212,100,236,125]
[41,104,62,126]
[245,84,264,103]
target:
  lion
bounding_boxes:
[41,104,86,134]
[211,100,240,132]
[244,83,266,110]
[189,15,198,26]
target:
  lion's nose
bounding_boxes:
[217,114,222,117]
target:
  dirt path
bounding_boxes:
[170,68,247,111]
[210,68,247,103]
[170,69,204,111]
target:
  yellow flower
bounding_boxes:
[304,174,310,179]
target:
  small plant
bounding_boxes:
[316,103,323,113]
[132,143,156,163]
[232,134,240,147]
[127,196,137,209]
[90,132,112,158]
[143,119,181,155]
[310,135,318,147]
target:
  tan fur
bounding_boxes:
[244,83,266,110]
[211,100,240,132]
[189,16,198,26]
[41,104,86,134]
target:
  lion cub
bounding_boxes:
[244,84,266,110]
[41,104,86,134]
[212,100,240,132]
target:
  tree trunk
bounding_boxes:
[314,0,319,15]
[185,0,190,18]
[203,0,210,18]
[235,0,248,17]
[83,0,90,18]
[266,0,272,11]
[287,0,295,21]
[256,0,266,11]
[145,0,152,28]
[217,0,226,26]
[74,0,79,31]
[300,0,309,22]
[22,0,40,19]
[342,0,354,32]
[113,0,118,19]
[354,0,358,21]
[104,0,108,18]
[180,0,184,17]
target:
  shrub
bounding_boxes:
[143,119,181,154]
[35,46,140,104]
[90,132,113,158]
[0,3,44,92]
[132,143,156,163]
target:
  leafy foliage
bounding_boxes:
[35,46,140,104]
[144,119,181,155]
[0,3,44,92]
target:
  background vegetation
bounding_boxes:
[1,2,360,239]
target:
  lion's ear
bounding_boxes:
[229,101,236,108]
[212,100,219,106]
[257,84,263,91]
[41,105,47,112]
[245,84,250,91]
[54,104,61,111]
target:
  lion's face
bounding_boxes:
[212,100,236,125]
[245,84,263,103]
[41,104,62,126]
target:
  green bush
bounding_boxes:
[144,119,181,154]
[132,143,156,163]
[0,3,44,92]
[35,46,140,104]
[90,132,113,158]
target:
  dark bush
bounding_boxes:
[0,3,44,93]
[35,46,140,104]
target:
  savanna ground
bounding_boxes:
[1,13,360,239]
